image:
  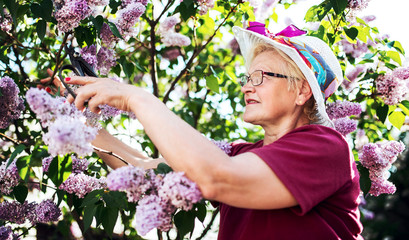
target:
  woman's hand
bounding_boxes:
[37,68,66,95]
[65,76,137,114]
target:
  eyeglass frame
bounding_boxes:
[240,70,294,87]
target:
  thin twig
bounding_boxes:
[195,208,220,240]
[162,4,240,103]
[93,146,129,165]
[0,132,22,145]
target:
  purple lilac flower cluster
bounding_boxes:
[0,9,13,33]
[0,199,61,224]
[0,76,25,129]
[340,39,371,59]
[26,88,98,157]
[359,140,405,196]
[106,166,202,235]
[53,0,108,32]
[253,0,278,22]
[343,65,366,90]
[0,159,20,195]
[115,2,146,40]
[80,45,98,68]
[196,0,215,15]
[158,15,191,47]
[96,47,118,75]
[0,225,19,240]
[211,139,232,154]
[376,67,409,105]
[326,100,362,136]
[59,172,106,198]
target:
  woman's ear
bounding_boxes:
[296,80,313,105]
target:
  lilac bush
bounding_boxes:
[0,76,25,129]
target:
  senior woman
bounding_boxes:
[63,22,363,239]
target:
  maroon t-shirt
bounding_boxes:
[217,125,363,240]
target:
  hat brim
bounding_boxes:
[232,26,334,128]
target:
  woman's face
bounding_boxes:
[241,50,299,127]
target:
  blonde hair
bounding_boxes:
[250,43,319,123]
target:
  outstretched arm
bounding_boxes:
[66,76,298,210]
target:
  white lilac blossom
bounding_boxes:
[59,172,106,198]
[96,47,117,75]
[106,165,152,202]
[80,45,98,68]
[0,76,25,129]
[135,194,175,236]
[376,68,409,105]
[326,100,362,120]
[158,15,191,47]
[333,117,358,136]
[359,141,405,196]
[43,116,98,157]
[0,9,13,33]
[158,172,202,211]
[211,139,232,154]
[0,159,20,195]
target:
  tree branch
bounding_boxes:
[162,4,239,103]
[195,208,220,240]
[0,132,22,145]
[93,146,129,165]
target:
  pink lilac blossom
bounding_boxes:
[42,156,54,172]
[333,117,358,136]
[0,9,12,33]
[121,0,149,7]
[0,159,20,195]
[211,139,232,154]
[197,0,215,15]
[35,200,61,223]
[340,39,368,59]
[0,201,37,224]
[359,140,405,196]
[96,47,117,75]
[376,71,409,105]
[158,15,191,47]
[134,194,175,236]
[106,166,152,202]
[54,0,91,32]
[343,65,366,90]
[80,45,98,68]
[43,116,97,157]
[392,66,409,80]
[59,172,106,198]
[0,76,25,129]
[326,100,362,120]
[71,155,89,173]
[158,172,202,211]
[99,23,117,47]
[114,2,146,40]
[347,0,371,10]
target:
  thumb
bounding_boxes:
[47,68,54,77]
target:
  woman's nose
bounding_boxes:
[240,81,255,93]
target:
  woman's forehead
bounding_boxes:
[249,51,286,72]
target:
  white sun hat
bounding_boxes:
[232,22,343,128]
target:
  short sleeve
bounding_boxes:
[249,125,352,215]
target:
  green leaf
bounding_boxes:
[156,163,173,174]
[91,15,104,34]
[81,189,105,207]
[102,191,128,209]
[357,163,371,195]
[83,204,97,232]
[179,0,196,21]
[376,104,388,123]
[4,0,17,24]
[206,75,220,93]
[59,155,72,184]
[398,101,409,116]
[122,61,135,79]
[13,185,28,203]
[16,156,30,182]
[195,203,207,223]
[101,207,118,237]
[16,4,29,19]
[330,0,348,15]
[386,51,402,66]
[344,27,358,40]
[174,210,195,239]
[7,144,26,167]
[389,111,405,130]
[30,0,52,22]
[392,41,405,55]
[107,21,123,39]
[36,19,46,41]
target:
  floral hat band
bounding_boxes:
[246,21,339,100]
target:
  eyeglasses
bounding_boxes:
[240,70,293,87]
